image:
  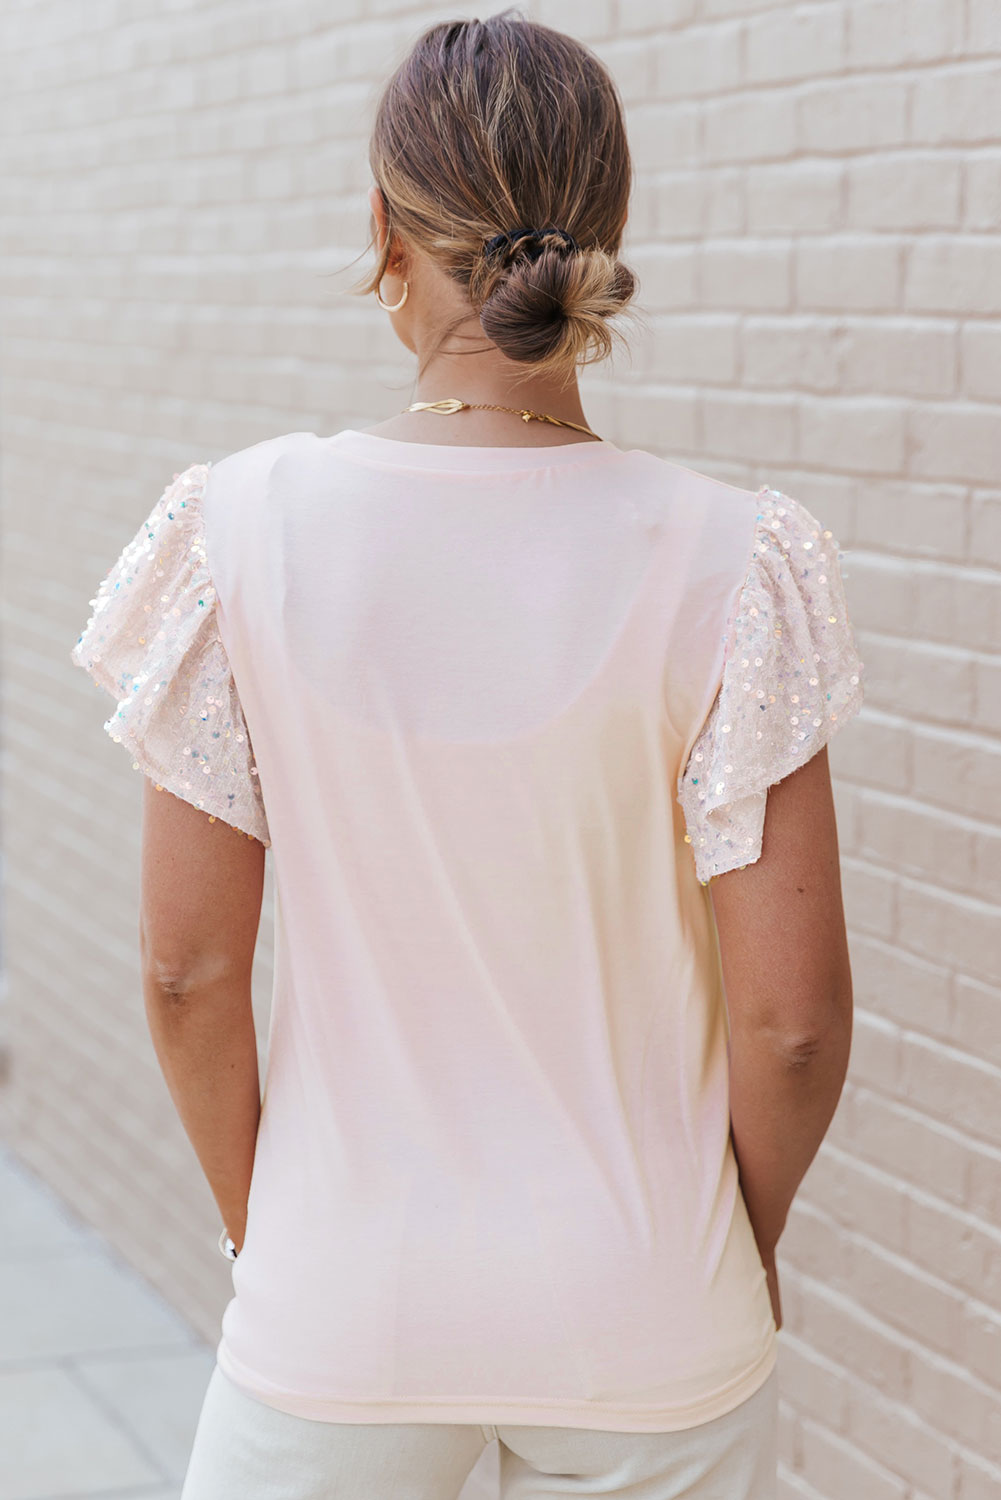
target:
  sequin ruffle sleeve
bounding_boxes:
[678,486,864,884]
[70,462,271,847]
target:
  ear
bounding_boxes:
[368,184,388,255]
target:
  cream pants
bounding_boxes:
[180,1363,778,1499]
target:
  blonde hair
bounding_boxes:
[351,9,639,390]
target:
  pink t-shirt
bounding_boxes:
[71,428,864,1431]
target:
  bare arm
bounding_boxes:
[139,779,266,1253]
[710,745,854,1273]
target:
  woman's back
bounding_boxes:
[74,427,861,1428]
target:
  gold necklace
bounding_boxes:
[400,398,601,440]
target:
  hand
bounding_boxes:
[216,1199,248,1257]
[761,1245,783,1332]
[218,1217,246,1259]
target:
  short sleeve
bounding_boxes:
[70,462,271,848]
[677,485,864,884]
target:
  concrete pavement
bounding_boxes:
[0,1142,215,1500]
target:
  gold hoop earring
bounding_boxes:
[375,277,409,312]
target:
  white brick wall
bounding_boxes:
[1,2,998,1493]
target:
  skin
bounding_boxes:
[141,187,854,1319]
[140,782,265,1254]
[709,744,854,1331]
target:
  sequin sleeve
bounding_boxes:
[677,485,864,884]
[70,462,271,847]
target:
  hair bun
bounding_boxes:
[478,241,636,384]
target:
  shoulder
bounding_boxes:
[621,447,766,526]
[619,451,778,590]
[207,431,320,495]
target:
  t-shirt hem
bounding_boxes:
[214,1332,778,1432]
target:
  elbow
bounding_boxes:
[773,1026,841,1072]
[736,972,854,1068]
[141,948,237,1001]
[138,913,244,1000]
[769,985,854,1070]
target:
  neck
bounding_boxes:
[404,339,594,442]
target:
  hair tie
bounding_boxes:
[483,227,581,263]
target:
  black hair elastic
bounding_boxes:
[482,227,581,263]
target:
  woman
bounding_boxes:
[71,11,863,1500]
